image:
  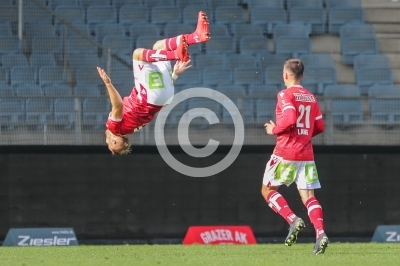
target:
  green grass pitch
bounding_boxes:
[1,243,399,266]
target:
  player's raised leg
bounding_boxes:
[133,35,189,62]
[261,185,305,246]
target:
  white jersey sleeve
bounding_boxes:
[132,59,174,106]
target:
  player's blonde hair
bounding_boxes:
[113,136,132,155]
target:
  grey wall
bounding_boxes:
[0,146,399,240]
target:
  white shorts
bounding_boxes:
[262,154,321,190]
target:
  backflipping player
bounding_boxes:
[262,59,329,254]
[97,11,210,155]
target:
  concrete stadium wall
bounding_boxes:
[0,146,399,241]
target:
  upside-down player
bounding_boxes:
[262,58,329,254]
[97,11,210,155]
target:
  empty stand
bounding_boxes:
[250,7,287,35]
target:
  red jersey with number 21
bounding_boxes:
[272,85,324,161]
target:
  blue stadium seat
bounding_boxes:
[222,98,255,123]
[255,99,276,123]
[205,36,236,54]
[265,67,284,88]
[135,36,161,50]
[25,98,53,129]
[0,99,25,130]
[67,53,100,82]
[10,66,36,88]
[202,67,233,86]
[328,7,364,34]
[368,84,400,97]
[75,67,104,86]
[302,66,337,94]
[326,0,361,9]
[216,84,246,97]
[215,7,245,30]
[107,66,133,97]
[324,84,360,97]
[151,6,181,25]
[164,23,194,38]
[1,54,29,70]
[207,0,238,8]
[38,66,65,87]
[44,83,72,96]
[0,36,20,55]
[248,0,284,9]
[87,5,117,33]
[74,84,101,96]
[95,23,125,43]
[208,24,229,36]
[0,6,17,24]
[273,23,309,48]
[331,99,363,124]
[370,99,400,129]
[248,84,280,96]
[176,0,207,9]
[240,36,269,55]
[82,98,109,130]
[80,0,111,8]
[300,53,335,67]
[66,36,97,54]
[233,24,264,40]
[144,0,174,9]
[58,22,90,40]
[258,53,287,69]
[275,36,312,58]
[250,7,287,35]
[234,68,263,86]
[183,5,214,25]
[113,0,142,10]
[173,68,202,88]
[54,98,76,130]
[0,68,11,94]
[50,0,80,9]
[102,35,132,56]
[23,6,52,23]
[119,5,148,26]
[0,22,12,36]
[32,36,61,56]
[356,67,393,95]
[226,54,257,70]
[54,6,85,24]
[289,7,325,34]
[129,24,160,40]
[195,54,226,68]
[187,98,222,129]
[353,54,390,71]
[340,23,377,65]
[15,84,43,96]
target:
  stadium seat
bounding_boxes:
[144,0,174,9]
[151,6,181,25]
[340,23,377,65]
[234,68,263,86]
[87,5,117,33]
[356,67,393,95]
[74,84,101,97]
[0,6,17,24]
[1,54,29,70]
[368,84,400,97]
[183,6,214,25]
[66,36,97,54]
[300,53,335,67]
[0,68,10,90]
[226,54,257,70]
[135,36,161,50]
[0,36,20,55]
[80,0,111,8]
[58,22,90,40]
[302,66,337,94]
[250,7,287,35]
[248,0,284,9]
[258,53,287,70]
[287,0,323,9]
[331,99,363,124]
[208,24,229,36]
[32,55,55,74]
[14,84,43,96]
[195,54,226,68]
[44,83,72,96]
[107,65,134,96]
[328,7,364,34]
[75,67,104,86]
[202,66,233,86]
[265,67,284,88]
[113,0,142,10]
[176,0,207,9]
[255,99,276,123]
[173,68,202,88]
[128,24,160,40]
[0,99,25,130]
[370,99,400,129]
[240,36,269,55]
[25,98,53,129]
[10,66,36,88]
[248,84,280,96]
[207,0,238,8]
[32,36,61,56]
[102,35,132,56]
[275,36,312,58]
[353,54,390,71]
[119,5,149,27]
[326,0,361,9]
[233,24,264,40]
[23,6,52,23]
[187,98,222,129]
[50,0,80,9]
[215,7,245,30]
[324,84,360,97]
[82,98,111,130]
[289,7,325,34]
[273,23,309,50]
[95,23,125,43]
[54,98,76,130]
[67,53,100,82]
[38,66,65,87]
[0,22,12,36]
[222,98,255,124]
[164,23,194,39]
[215,84,246,97]
[205,36,236,54]
[54,6,85,24]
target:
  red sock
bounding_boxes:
[305,197,325,238]
[165,33,198,51]
[266,191,297,224]
[142,49,177,62]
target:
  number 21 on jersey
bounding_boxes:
[296,104,310,136]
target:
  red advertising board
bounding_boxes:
[183,226,257,245]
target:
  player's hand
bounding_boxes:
[97,67,111,85]
[173,60,192,76]
[264,120,276,135]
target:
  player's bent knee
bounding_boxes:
[133,48,144,61]
[152,40,165,50]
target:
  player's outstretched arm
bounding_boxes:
[97,67,122,119]
[172,60,192,83]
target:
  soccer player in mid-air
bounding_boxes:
[262,58,329,254]
[97,11,210,155]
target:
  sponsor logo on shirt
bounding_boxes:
[293,93,315,102]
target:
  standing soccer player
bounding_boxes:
[98,11,210,155]
[262,58,329,254]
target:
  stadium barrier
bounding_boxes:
[371,225,400,243]
[183,226,256,245]
[2,228,78,247]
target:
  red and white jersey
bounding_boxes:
[272,85,324,161]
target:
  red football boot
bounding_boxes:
[175,35,190,62]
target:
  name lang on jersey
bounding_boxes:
[293,93,316,102]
